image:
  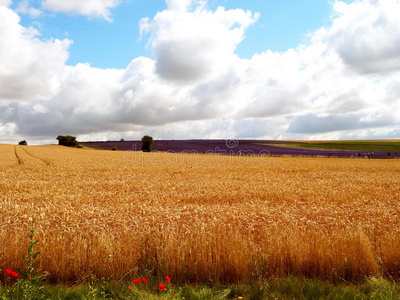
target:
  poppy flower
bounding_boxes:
[142,277,148,283]
[6,269,12,275]
[11,271,18,277]
[159,283,166,291]
[375,250,379,254]
[128,286,132,290]
[133,279,141,284]
[165,276,170,283]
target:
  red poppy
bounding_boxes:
[128,286,132,290]
[142,277,148,283]
[159,283,166,291]
[6,269,12,275]
[133,279,141,284]
[375,250,380,254]
[165,276,170,283]
[11,271,18,277]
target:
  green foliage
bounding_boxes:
[16,210,43,300]
[18,140,28,146]
[141,135,154,152]
[111,146,118,151]
[2,278,400,299]
[56,135,79,147]
[84,275,112,300]
[175,285,230,300]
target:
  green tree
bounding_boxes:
[56,135,79,147]
[18,140,28,145]
[141,135,153,152]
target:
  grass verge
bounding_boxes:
[1,277,400,299]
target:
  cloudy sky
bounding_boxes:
[0,0,399,144]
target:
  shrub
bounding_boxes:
[18,140,28,146]
[141,135,153,152]
[111,146,118,151]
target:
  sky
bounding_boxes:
[0,0,399,144]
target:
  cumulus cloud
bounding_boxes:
[42,0,120,21]
[140,3,259,81]
[234,49,311,118]
[0,0,11,7]
[0,122,18,144]
[165,0,203,12]
[1,0,400,144]
[16,0,42,17]
[0,6,71,101]
[328,0,400,74]
[11,63,124,137]
[287,113,396,134]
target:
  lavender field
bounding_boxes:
[82,140,398,158]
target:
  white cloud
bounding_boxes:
[0,122,17,143]
[0,6,71,101]
[235,49,310,118]
[42,0,120,21]
[165,0,201,12]
[16,0,42,17]
[140,4,259,81]
[32,103,49,114]
[0,0,11,6]
[1,0,400,144]
[328,0,400,74]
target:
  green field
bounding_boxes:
[288,141,400,152]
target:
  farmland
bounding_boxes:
[1,144,400,287]
[83,139,400,158]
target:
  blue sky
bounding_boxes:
[0,0,399,144]
[15,0,345,69]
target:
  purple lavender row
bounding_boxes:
[84,139,400,157]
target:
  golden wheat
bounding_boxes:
[1,144,400,283]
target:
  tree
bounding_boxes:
[18,140,28,145]
[141,135,153,152]
[57,135,79,147]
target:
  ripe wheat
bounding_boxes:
[1,144,399,283]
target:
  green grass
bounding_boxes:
[1,277,400,299]
[290,141,400,152]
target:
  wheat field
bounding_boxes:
[1,144,400,284]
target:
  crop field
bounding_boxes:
[285,140,400,152]
[84,139,400,158]
[1,144,400,285]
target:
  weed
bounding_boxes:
[16,203,43,300]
